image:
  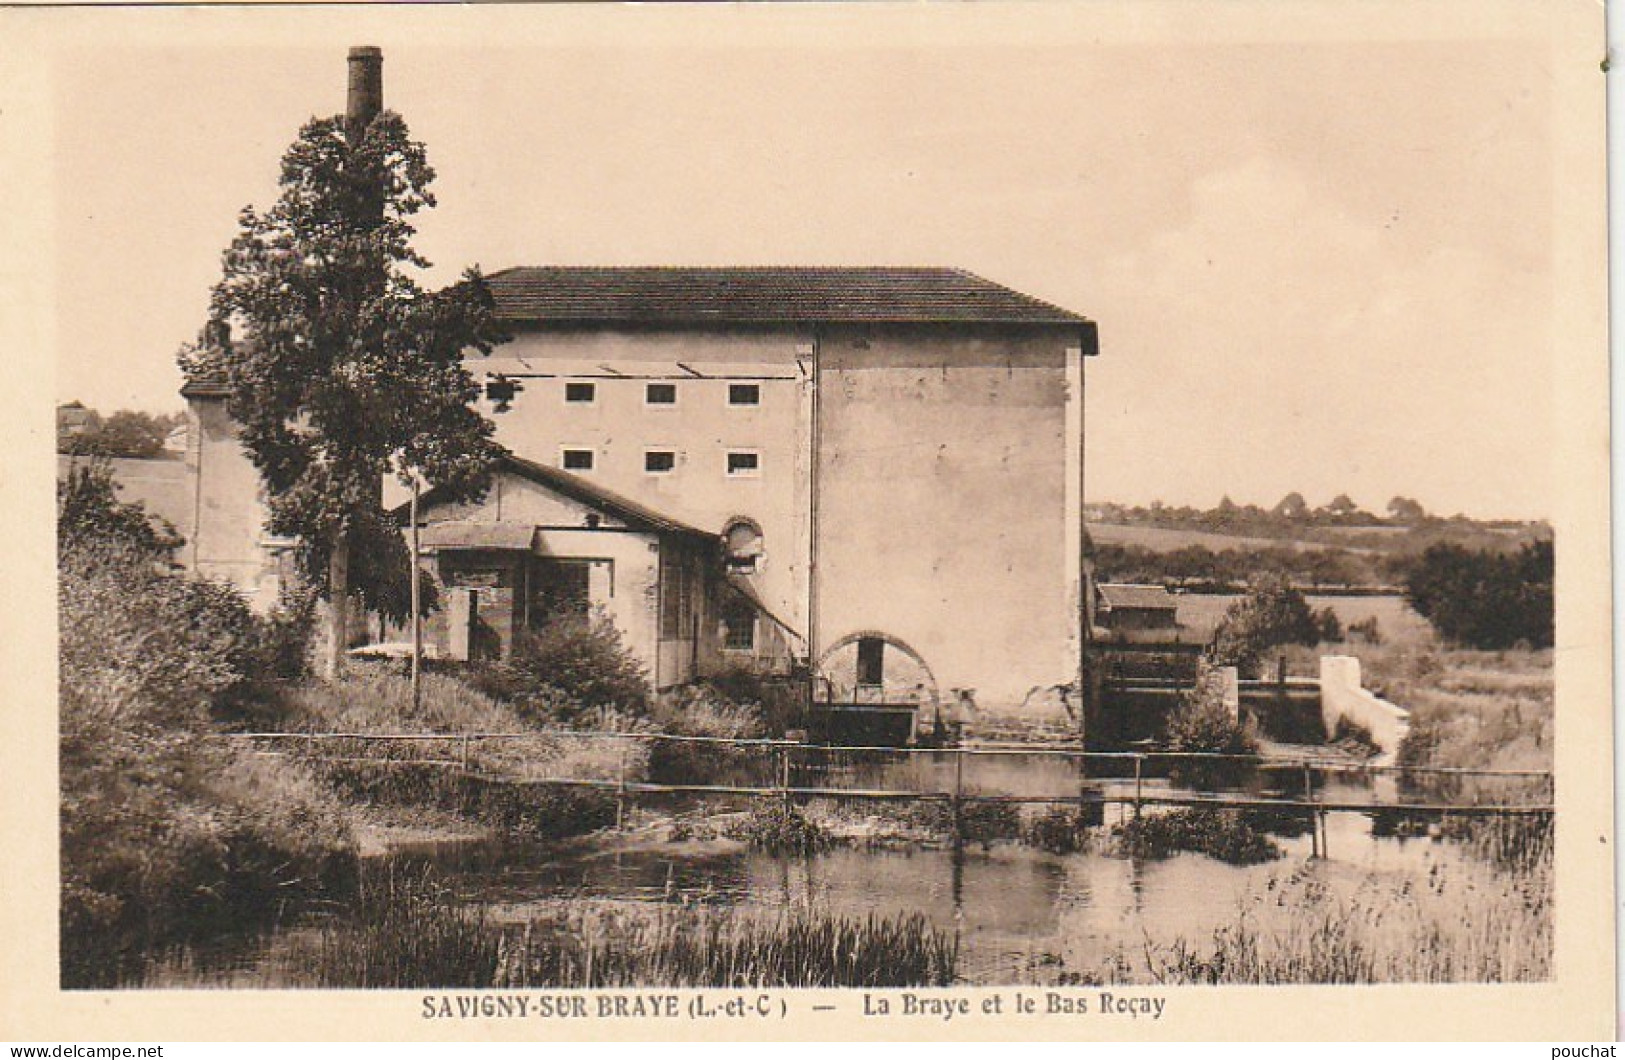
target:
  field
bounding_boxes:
[1088,522,1342,553]
[1172,592,1432,646]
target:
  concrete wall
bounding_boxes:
[1320,655,1411,755]
[815,326,1081,709]
[470,327,811,645]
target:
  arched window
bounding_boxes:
[722,519,764,574]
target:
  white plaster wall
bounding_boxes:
[815,327,1076,710]
[1320,655,1412,755]
[469,327,810,643]
[187,397,282,610]
[420,474,666,682]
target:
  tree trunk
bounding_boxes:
[322,531,350,680]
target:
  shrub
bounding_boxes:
[1347,616,1383,644]
[695,668,807,735]
[58,460,182,556]
[728,803,832,855]
[1313,606,1344,643]
[465,611,650,723]
[1160,671,1259,790]
[58,534,355,986]
[897,799,1024,849]
[1111,808,1282,865]
[1025,808,1095,855]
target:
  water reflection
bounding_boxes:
[146,752,1509,987]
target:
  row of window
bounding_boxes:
[556,380,763,408]
[560,447,761,477]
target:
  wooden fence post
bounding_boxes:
[616,738,628,831]
[952,749,965,848]
[1133,754,1143,821]
[779,743,792,809]
[1303,762,1318,858]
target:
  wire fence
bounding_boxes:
[227,729,1554,819]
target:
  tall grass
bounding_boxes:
[1126,855,1551,983]
[314,876,958,988]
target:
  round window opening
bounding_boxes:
[723,519,764,574]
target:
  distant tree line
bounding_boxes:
[1404,541,1554,650]
[1094,542,1397,591]
[57,405,185,459]
[1087,492,1543,542]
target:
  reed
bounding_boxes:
[312,878,958,988]
[1126,856,1552,984]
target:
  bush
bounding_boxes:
[1347,616,1383,644]
[1111,808,1282,865]
[728,803,832,855]
[58,461,181,556]
[694,668,807,735]
[465,611,650,723]
[1160,672,1260,790]
[58,532,353,986]
[1025,808,1095,855]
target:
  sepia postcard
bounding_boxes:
[0,0,1615,1042]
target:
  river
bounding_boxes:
[141,755,1518,987]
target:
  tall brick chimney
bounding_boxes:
[345,46,383,143]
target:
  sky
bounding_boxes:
[48,6,1577,520]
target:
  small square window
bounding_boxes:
[728,383,760,406]
[565,381,596,403]
[645,382,677,406]
[726,451,760,477]
[561,448,595,472]
[722,602,756,652]
[645,450,676,474]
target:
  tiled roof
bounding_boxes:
[419,520,537,551]
[484,266,1091,326]
[501,455,714,540]
[1097,583,1179,611]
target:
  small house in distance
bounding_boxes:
[1095,583,1179,633]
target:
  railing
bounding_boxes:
[228,730,1554,854]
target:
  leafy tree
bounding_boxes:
[1272,492,1308,520]
[1207,575,1321,676]
[182,102,507,677]
[58,408,182,459]
[1404,540,1553,649]
[58,460,182,557]
[1387,495,1427,524]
